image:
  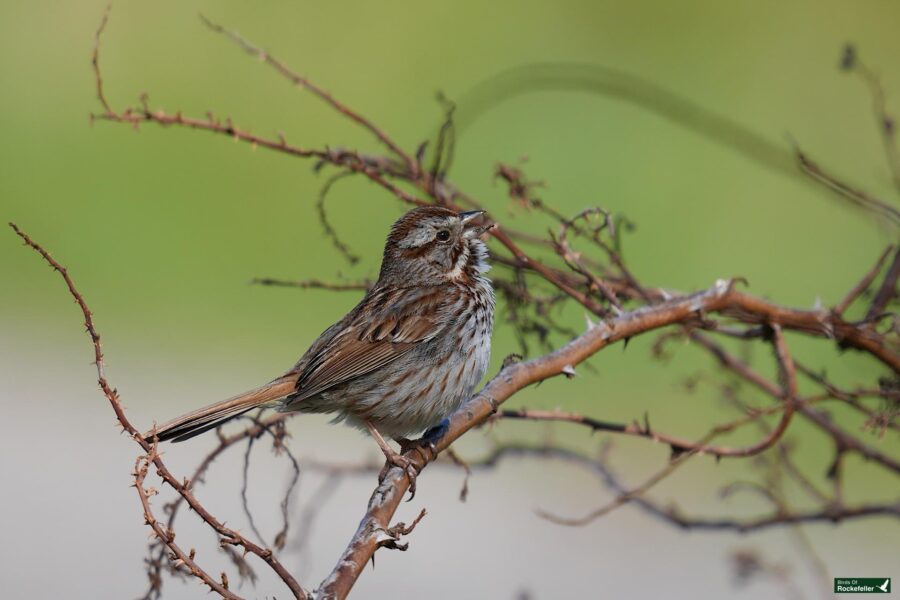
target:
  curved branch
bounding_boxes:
[491,445,900,532]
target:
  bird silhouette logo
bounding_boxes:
[878,579,890,593]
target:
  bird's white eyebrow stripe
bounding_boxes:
[397,219,445,248]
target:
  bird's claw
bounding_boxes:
[382,422,449,501]
[378,451,421,500]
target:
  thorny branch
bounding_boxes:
[13,8,899,600]
[9,223,308,600]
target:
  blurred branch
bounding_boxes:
[316,171,362,265]
[90,3,113,114]
[452,442,900,531]
[841,44,900,192]
[795,147,900,225]
[251,277,372,291]
[835,245,893,315]
[454,63,797,180]
[866,246,900,321]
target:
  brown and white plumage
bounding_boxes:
[146,206,494,444]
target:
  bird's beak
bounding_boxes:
[459,210,485,226]
[459,210,488,238]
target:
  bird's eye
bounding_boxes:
[436,230,451,242]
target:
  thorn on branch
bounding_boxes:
[670,445,690,460]
[840,43,856,71]
[501,353,524,369]
[376,509,427,552]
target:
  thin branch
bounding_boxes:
[537,444,700,526]
[251,277,372,291]
[537,326,795,527]
[796,148,900,225]
[843,45,900,191]
[794,362,900,434]
[198,14,416,175]
[554,208,624,314]
[134,453,240,598]
[90,3,113,115]
[866,245,900,321]
[315,171,361,265]
[463,444,900,532]
[141,416,285,599]
[240,434,268,546]
[835,245,893,315]
[689,330,900,473]
[290,474,343,562]
[434,95,457,181]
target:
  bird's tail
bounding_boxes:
[144,377,297,443]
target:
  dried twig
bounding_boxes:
[796,148,900,225]
[842,44,900,191]
[835,245,894,315]
[198,14,416,175]
[251,277,372,291]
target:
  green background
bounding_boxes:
[1,1,897,598]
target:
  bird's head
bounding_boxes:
[380,206,491,286]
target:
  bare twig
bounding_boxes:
[835,245,893,315]
[134,453,240,598]
[537,443,700,526]
[315,171,361,265]
[251,277,372,291]
[462,443,899,532]
[866,246,900,321]
[90,3,113,115]
[10,223,308,599]
[796,148,900,225]
[198,14,416,176]
[842,45,900,191]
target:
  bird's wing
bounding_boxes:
[290,285,452,401]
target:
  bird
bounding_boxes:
[143,206,494,490]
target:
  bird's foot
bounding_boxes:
[396,436,437,466]
[395,419,448,463]
[366,420,422,500]
[390,420,450,498]
[377,449,421,500]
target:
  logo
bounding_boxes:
[834,578,891,594]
